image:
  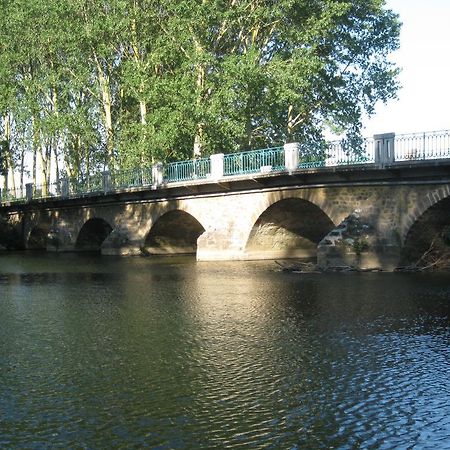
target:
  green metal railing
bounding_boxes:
[164,158,211,183]
[223,146,285,176]
[33,181,61,200]
[298,155,326,169]
[0,186,26,203]
[111,167,153,190]
[69,173,104,196]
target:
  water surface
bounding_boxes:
[1,253,450,449]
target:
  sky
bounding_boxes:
[362,0,450,137]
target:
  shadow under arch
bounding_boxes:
[75,218,113,252]
[27,224,51,250]
[143,210,205,256]
[400,196,450,266]
[245,197,335,260]
[0,215,22,250]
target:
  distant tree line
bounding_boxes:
[0,0,400,190]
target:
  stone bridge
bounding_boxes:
[1,146,450,270]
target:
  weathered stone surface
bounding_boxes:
[317,210,402,270]
[1,181,449,270]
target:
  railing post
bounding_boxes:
[61,178,69,198]
[25,183,33,201]
[284,142,299,172]
[102,171,112,193]
[152,162,164,188]
[374,132,395,167]
[210,153,224,179]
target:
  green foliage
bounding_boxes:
[352,238,369,255]
[0,0,400,178]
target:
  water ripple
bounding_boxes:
[1,258,450,448]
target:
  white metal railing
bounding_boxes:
[323,137,376,166]
[394,130,450,161]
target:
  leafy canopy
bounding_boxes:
[0,0,400,176]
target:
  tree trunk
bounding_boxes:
[20,145,25,195]
[38,143,48,196]
[193,122,204,158]
[102,81,114,165]
[54,144,60,191]
[287,104,294,142]
[139,98,149,163]
[7,153,16,192]
[193,38,206,158]
[32,116,39,191]
[94,53,115,169]
[2,113,12,191]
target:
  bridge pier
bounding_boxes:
[196,229,242,261]
[46,219,78,252]
[316,209,402,270]
[101,231,143,256]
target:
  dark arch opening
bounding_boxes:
[28,225,50,250]
[143,210,205,255]
[0,216,22,250]
[400,196,450,267]
[75,218,113,252]
[246,198,335,260]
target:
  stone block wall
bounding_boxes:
[1,180,450,271]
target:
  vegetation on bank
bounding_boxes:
[397,227,450,272]
[0,0,400,190]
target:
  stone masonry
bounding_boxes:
[2,179,450,271]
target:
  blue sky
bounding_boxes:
[362,0,450,137]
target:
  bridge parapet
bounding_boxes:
[374,133,395,167]
[394,130,450,161]
[1,129,450,206]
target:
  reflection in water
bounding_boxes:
[0,253,450,449]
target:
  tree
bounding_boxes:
[0,0,400,181]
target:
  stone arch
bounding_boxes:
[26,224,50,250]
[245,196,335,259]
[75,217,113,251]
[23,210,55,251]
[400,185,450,243]
[143,209,206,255]
[247,190,340,233]
[0,213,24,250]
[400,193,450,265]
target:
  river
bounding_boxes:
[1,253,449,449]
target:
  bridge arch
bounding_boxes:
[28,226,49,250]
[400,192,450,265]
[0,214,21,250]
[26,221,52,250]
[143,209,206,255]
[75,217,113,251]
[401,186,450,243]
[245,194,335,259]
